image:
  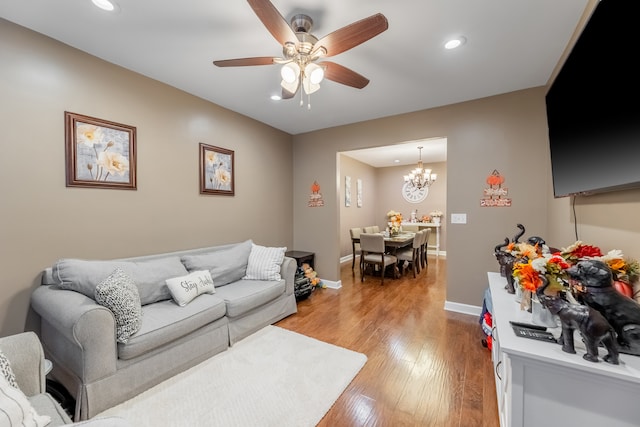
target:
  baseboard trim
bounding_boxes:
[444,301,482,317]
[321,279,342,289]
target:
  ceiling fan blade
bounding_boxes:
[322,61,370,89]
[313,13,388,57]
[213,57,276,67]
[247,0,298,46]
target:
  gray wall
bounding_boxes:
[0,19,293,335]
[4,0,640,334]
[293,87,640,307]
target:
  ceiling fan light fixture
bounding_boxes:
[281,62,300,83]
[305,63,324,85]
[281,78,299,94]
[302,78,320,95]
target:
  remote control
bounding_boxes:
[509,321,547,331]
[511,326,557,343]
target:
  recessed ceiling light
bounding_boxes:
[444,36,466,50]
[394,159,400,163]
[92,0,118,12]
[271,95,282,101]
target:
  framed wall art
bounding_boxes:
[65,111,137,190]
[357,178,363,207]
[345,175,351,207]
[200,143,234,195]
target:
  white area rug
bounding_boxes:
[96,326,367,426]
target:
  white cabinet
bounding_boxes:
[488,272,640,427]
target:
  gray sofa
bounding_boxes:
[0,332,129,426]
[30,240,297,421]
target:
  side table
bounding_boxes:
[285,250,315,270]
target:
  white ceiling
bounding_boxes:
[342,138,447,168]
[1,0,589,142]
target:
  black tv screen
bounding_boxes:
[546,0,640,198]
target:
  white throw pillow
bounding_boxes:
[165,270,215,307]
[243,244,287,281]
[0,375,51,427]
[94,268,143,344]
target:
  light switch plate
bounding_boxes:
[451,213,467,224]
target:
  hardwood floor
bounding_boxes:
[276,256,499,427]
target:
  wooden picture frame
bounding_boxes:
[200,143,235,195]
[65,111,137,190]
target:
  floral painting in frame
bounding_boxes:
[200,143,234,195]
[65,112,137,189]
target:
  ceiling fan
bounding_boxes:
[213,0,389,107]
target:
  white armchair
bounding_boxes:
[0,332,130,427]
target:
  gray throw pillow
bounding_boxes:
[181,239,252,287]
[95,268,142,344]
[53,256,189,305]
[0,349,18,389]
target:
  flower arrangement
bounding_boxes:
[559,240,603,264]
[508,238,640,305]
[512,254,570,293]
[429,210,443,218]
[599,249,640,285]
[505,242,543,260]
[386,210,403,235]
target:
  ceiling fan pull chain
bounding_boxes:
[308,92,312,110]
[299,88,304,108]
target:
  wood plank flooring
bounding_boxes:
[276,256,499,427]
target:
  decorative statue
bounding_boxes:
[567,259,640,356]
[537,277,619,364]
[493,224,526,294]
[493,224,556,295]
[494,238,516,294]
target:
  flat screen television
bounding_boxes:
[546,0,640,198]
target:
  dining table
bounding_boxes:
[351,231,415,251]
[381,231,415,250]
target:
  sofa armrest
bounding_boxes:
[281,257,296,296]
[0,332,45,396]
[31,285,118,383]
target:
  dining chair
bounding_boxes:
[359,233,398,285]
[420,228,432,269]
[396,230,424,278]
[363,225,379,234]
[349,227,362,271]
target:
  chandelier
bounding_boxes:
[404,146,437,189]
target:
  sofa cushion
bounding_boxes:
[0,375,51,427]
[94,268,143,344]
[243,244,287,281]
[180,239,252,287]
[0,349,18,389]
[52,257,189,305]
[165,270,215,307]
[117,294,227,360]
[214,279,285,318]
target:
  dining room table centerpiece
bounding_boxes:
[386,210,403,236]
